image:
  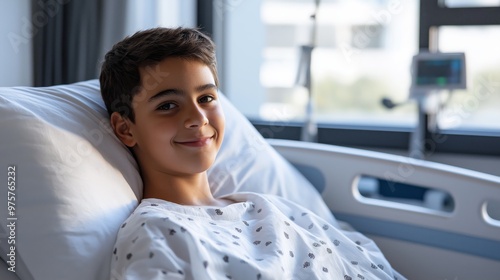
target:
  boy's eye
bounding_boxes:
[199,95,215,103]
[157,102,177,111]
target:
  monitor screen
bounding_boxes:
[416,59,463,86]
[411,52,466,92]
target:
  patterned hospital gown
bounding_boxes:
[110,192,406,280]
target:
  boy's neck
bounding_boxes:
[141,171,228,207]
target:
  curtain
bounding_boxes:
[32,0,127,86]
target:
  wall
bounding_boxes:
[0,0,33,86]
[220,0,265,118]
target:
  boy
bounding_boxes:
[100,27,405,280]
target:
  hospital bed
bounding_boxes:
[1,80,499,279]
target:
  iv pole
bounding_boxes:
[296,0,320,142]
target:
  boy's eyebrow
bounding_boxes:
[196,83,218,92]
[148,84,218,103]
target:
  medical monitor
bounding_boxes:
[410,52,466,93]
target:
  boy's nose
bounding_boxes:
[184,105,208,128]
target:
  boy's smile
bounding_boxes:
[175,136,213,147]
[113,57,225,178]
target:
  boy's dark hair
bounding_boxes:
[99,27,218,122]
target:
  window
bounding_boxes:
[222,0,419,127]
[419,1,500,134]
[202,0,500,157]
[437,26,500,130]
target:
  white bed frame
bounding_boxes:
[269,138,500,279]
[2,139,499,279]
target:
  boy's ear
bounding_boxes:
[110,112,136,147]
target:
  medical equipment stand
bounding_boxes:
[409,94,427,160]
[296,0,320,142]
[297,45,317,142]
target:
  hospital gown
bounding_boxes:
[110,192,405,280]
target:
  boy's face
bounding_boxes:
[116,57,225,177]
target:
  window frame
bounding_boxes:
[197,0,500,157]
[419,1,500,49]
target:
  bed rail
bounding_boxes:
[269,138,500,279]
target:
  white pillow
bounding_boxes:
[0,80,142,280]
[0,80,332,280]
